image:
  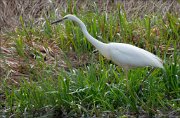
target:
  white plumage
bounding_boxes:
[108,43,163,69]
[52,14,164,70]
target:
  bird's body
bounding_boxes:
[107,43,163,69]
[52,14,164,70]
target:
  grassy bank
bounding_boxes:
[0,1,179,117]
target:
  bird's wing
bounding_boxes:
[108,43,163,68]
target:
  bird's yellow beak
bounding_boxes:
[51,17,67,25]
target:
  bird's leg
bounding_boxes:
[126,71,130,90]
[124,68,129,90]
[139,67,156,93]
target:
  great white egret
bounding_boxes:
[51,14,164,85]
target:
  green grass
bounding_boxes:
[0,3,180,117]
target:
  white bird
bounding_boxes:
[51,14,164,81]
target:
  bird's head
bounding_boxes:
[51,14,78,25]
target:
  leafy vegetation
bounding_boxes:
[0,1,179,117]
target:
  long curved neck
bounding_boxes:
[73,18,106,51]
[70,17,110,60]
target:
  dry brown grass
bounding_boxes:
[0,0,53,32]
[0,0,180,33]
